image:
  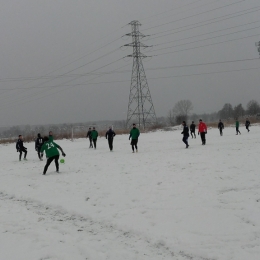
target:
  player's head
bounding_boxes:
[49,131,53,135]
[182,121,186,125]
[109,126,111,129]
[18,135,22,139]
[133,123,136,128]
[199,119,202,122]
[192,121,194,123]
[93,127,95,130]
[219,119,221,122]
[89,127,91,130]
[43,136,49,142]
[38,133,41,137]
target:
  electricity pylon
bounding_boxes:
[124,20,157,129]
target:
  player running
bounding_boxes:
[86,127,93,148]
[198,119,207,145]
[35,133,44,160]
[105,127,116,151]
[91,127,98,149]
[181,121,189,148]
[129,123,140,153]
[218,120,224,136]
[245,118,250,132]
[235,119,241,135]
[16,135,27,161]
[40,136,66,175]
[190,121,196,138]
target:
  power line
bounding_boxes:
[150,20,260,48]
[0,61,130,112]
[2,66,259,91]
[76,66,260,83]
[0,47,120,101]
[152,33,260,57]
[61,57,260,74]
[147,24,260,53]
[0,33,123,103]
[1,59,259,92]
[36,37,121,79]
[142,0,245,31]
[140,0,220,23]
[0,58,126,108]
[149,6,260,39]
[2,15,259,85]
[3,31,123,95]
[38,29,123,75]
[135,57,260,71]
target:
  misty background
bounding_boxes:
[0,0,260,127]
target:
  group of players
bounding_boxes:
[181,118,251,148]
[16,131,66,175]
[15,118,250,173]
[15,124,140,175]
[86,124,140,153]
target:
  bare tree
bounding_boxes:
[173,100,193,116]
[247,100,260,115]
[233,104,245,119]
[218,103,233,120]
[172,100,193,124]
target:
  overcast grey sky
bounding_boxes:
[0,0,260,126]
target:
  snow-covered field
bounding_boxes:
[0,125,259,260]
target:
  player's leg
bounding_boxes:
[43,157,54,175]
[134,139,138,152]
[22,148,27,159]
[54,155,59,172]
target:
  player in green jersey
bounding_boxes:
[40,136,66,175]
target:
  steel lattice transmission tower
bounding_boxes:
[124,20,157,129]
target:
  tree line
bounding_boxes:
[0,100,259,140]
[167,99,260,126]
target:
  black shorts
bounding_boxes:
[131,139,138,146]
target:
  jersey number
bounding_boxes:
[46,143,55,149]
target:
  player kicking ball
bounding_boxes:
[40,136,66,175]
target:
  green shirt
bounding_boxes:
[236,121,239,128]
[40,141,60,158]
[91,130,98,140]
[130,127,140,139]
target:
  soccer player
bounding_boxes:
[40,136,66,175]
[236,119,241,135]
[35,133,44,160]
[198,119,207,145]
[245,118,250,132]
[190,121,196,138]
[16,135,27,161]
[91,127,98,149]
[86,127,93,148]
[105,127,116,151]
[218,120,224,136]
[129,123,140,153]
[181,121,189,148]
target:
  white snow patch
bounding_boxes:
[0,125,259,259]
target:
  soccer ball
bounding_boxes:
[60,159,65,163]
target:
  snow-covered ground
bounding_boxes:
[0,125,259,260]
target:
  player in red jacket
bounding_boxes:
[198,119,207,145]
